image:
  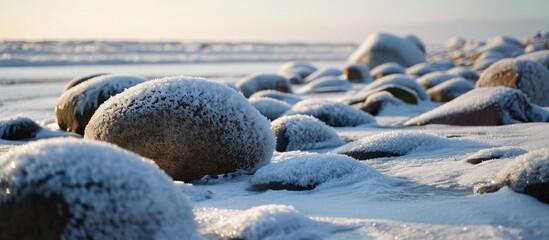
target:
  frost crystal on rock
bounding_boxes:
[271,114,344,152]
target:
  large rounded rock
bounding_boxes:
[63,72,110,92]
[85,76,275,181]
[56,74,145,135]
[271,115,344,152]
[0,138,200,239]
[476,59,549,106]
[517,50,549,69]
[475,149,549,204]
[236,73,292,98]
[347,32,426,69]
[284,99,375,127]
[405,34,426,53]
[0,116,41,140]
[405,87,543,126]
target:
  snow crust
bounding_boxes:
[271,115,344,151]
[251,151,391,190]
[284,99,375,127]
[0,138,200,239]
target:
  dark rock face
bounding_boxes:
[476,59,549,106]
[85,77,275,182]
[56,74,145,135]
[338,150,403,161]
[0,117,41,140]
[63,72,110,92]
[0,193,69,240]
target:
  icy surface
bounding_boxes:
[249,97,291,121]
[284,99,376,127]
[271,115,344,151]
[0,138,200,239]
[250,151,395,190]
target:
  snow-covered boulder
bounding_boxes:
[201,205,328,239]
[63,72,110,92]
[0,138,200,239]
[464,147,527,165]
[0,116,41,140]
[406,62,437,77]
[360,74,429,102]
[350,84,420,105]
[473,52,503,71]
[486,35,524,48]
[236,73,292,98]
[447,67,480,82]
[250,97,291,121]
[56,74,145,135]
[370,62,405,80]
[343,63,373,83]
[271,115,344,152]
[299,76,352,93]
[304,67,342,83]
[474,43,525,59]
[517,50,549,69]
[476,59,549,106]
[249,90,302,105]
[405,87,544,126]
[85,76,275,181]
[347,32,426,69]
[332,132,457,160]
[475,149,549,204]
[431,60,455,70]
[427,77,475,102]
[250,151,384,190]
[445,36,466,52]
[352,91,402,115]
[284,99,375,127]
[417,71,460,90]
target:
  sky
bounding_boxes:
[0,0,548,44]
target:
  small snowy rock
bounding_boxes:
[406,62,437,77]
[236,73,292,98]
[352,91,403,115]
[249,90,303,105]
[0,116,41,140]
[447,67,480,83]
[284,99,375,127]
[0,138,200,239]
[304,67,342,83]
[427,77,475,102]
[361,74,429,102]
[299,76,352,93]
[55,74,145,135]
[370,62,406,80]
[63,72,110,92]
[250,97,291,121]
[343,63,373,83]
[417,71,460,90]
[271,115,344,152]
[465,147,527,165]
[85,76,275,181]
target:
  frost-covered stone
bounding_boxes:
[517,50,549,69]
[405,87,543,126]
[236,73,292,98]
[406,62,437,77]
[370,62,406,80]
[304,67,342,83]
[201,205,327,239]
[278,61,317,81]
[473,56,502,71]
[431,60,455,71]
[447,67,480,82]
[352,91,402,115]
[445,36,466,52]
[360,74,429,102]
[250,97,291,121]
[486,35,524,48]
[350,84,419,105]
[85,76,275,181]
[347,32,426,69]
[417,71,460,90]
[56,74,145,135]
[405,34,426,53]
[249,90,302,105]
[299,76,352,93]
[476,59,549,106]
[332,132,456,160]
[63,72,110,92]
[343,63,373,83]
[474,43,525,59]
[251,151,383,190]
[0,138,200,239]
[271,115,344,152]
[284,99,375,127]
[465,147,527,165]
[0,116,41,140]
[427,77,475,102]
[475,149,549,204]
